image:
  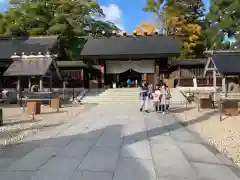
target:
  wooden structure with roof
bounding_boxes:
[169,59,207,87]
[204,50,240,92]
[204,50,240,119]
[0,36,89,89]
[4,52,62,91]
[80,34,181,87]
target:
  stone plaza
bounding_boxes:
[0,103,240,180]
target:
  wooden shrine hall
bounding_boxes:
[80,35,181,87]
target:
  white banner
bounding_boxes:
[106,60,155,74]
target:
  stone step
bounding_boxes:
[82,101,140,103]
[82,98,139,101]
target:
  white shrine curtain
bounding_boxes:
[106,60,155,74]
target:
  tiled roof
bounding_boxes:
[3,56,53,76]
[212,52,240,75]
[80,36,181,57]
[172,59,207,66]
[0,36,59,59]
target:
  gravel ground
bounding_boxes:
[172,104,240,167]
[0,103,95,148]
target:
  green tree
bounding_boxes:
[205,0,240,49]
[0,0,118,38]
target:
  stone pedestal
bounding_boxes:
[27,101,41,115]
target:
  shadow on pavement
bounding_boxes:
[0,110,240,180]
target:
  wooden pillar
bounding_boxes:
[213,70,216,91]
[222,76,226,92]
[116,74,119,82]
[178,67,181,86]
[49,72,52,92]
[39,77,43,91]
[17,77,20,91]
[101,62,104,87]
[143,73,147,81]
[213,70,217,101]
[155,64,159,85]
[17,77,22,107]
[28,77,31,90]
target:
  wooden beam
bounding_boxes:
[206,68,217,70]
[205,50,240,54]
[222,76,226,92]
[203,57,211,76]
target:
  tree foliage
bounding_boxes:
[135,21,156,35]
[143,0,206,58]
[0,0,119,38]
[205,0,240,49]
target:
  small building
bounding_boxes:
[169,59,206,87]
[204,50,240,92]
[0,36,87,89]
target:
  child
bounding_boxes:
[152,85,161,112]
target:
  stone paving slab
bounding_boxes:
[37,157,81,173]
[113,157,156,180]
[95,132,123,148]
[57,138,95,159]
[178,142,223,164]
[151,142,197,179]
[77,146,119,172]
[192,162,240,180]
[0,142,41,158]
[7,147,60,171]
[0,103,239,180]
[121,139,152,159]
[70,171,113,180]
[29,171,72,180]
[149,134,176,145]
[0,171,33,180]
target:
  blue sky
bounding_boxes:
[0,0,210,32]
[99,0,210,32]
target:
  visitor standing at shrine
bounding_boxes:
[140,81,149,112]
[127,78,131,88]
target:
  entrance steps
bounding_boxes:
[81,88,140,104]
[81,88,186,104]
[169,88,187,105]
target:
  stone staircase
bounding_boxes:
[81,88,140,104]
[169,88,187,105]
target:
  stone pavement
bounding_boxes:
[0,103,240,180]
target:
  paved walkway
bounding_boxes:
[0,104,240,180]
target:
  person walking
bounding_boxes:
[164,84,171,112]
[139,81,149,112]
[152,85,161,112]
[160,83,171,114]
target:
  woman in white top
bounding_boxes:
[160,83,171,114]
